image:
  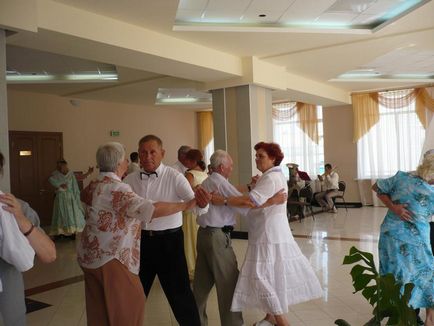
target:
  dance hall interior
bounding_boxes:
[0,1,433,325]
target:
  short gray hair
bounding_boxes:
[96,142,125,172]
[178,145,191,159]
[210,150,230,170]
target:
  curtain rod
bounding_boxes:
[351,83,434,95]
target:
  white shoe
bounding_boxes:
[331,207,338,213]
[253,320,275,326]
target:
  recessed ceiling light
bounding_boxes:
[258,14,267,18]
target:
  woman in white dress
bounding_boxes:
[230,142,323,326]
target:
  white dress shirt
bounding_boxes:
[0,190,35,292]
[172,160,188,174]
[77,173,155,274]
[324,171,339,190]
[124,163,206,231]
[198,172,248,228]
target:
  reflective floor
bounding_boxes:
[13,206,426,325]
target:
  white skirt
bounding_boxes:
[231,242,323,315]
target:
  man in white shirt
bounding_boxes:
[127,151,140,175]
[172,145,191,174]
[193,150,246,326]
[315,163,340,213]
[124,135,207,326]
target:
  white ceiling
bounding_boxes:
[6,0,434,106]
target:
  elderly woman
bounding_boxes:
[0,152,56,325]
[77,142,195,326]
[222,142,322,326]
[372,152,434,325]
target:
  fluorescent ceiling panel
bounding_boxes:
[155,88,212,105]
[173,0,431,33]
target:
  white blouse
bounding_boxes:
[77,173,155,274]
[0,190,35,292]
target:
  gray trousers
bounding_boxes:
[193,227,243,326]
[315,189,340,209]
[0,259,27,326]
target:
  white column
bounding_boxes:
[212,84,273,231]
[0,29,10,192]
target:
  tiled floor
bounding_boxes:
[9,207,426,325]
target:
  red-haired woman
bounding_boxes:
[228,142,323,326]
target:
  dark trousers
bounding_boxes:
[430,222,434,255]
[140,228,200,326]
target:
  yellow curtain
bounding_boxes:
[197,111,213,151]
[296,102,319,144]
[353,88,434,142]
[415,88,434,128]
[352,92,379,143]
[272,102,297,121]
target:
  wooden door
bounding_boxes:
[9,131,63,226]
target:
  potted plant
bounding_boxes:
[334,246,417,326]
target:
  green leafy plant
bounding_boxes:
[334,246,417,326]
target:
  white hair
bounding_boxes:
[416,153,434,182]
[210,150,231,170]
[96,142,125,172]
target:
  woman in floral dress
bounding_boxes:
[373,152,434,325]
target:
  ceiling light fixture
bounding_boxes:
[6,72,118,83]
[258,14,267,17]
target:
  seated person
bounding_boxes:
[315,163,339,213]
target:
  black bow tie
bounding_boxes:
[140,171,158,179]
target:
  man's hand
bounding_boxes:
[194,186,212,208]
[269,189,287,205]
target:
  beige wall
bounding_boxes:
[7,89,198,178]
[323,104,360,202]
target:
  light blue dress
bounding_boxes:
[49,170,85,235]
[377,171,434,309]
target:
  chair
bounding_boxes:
[287,185,315,222]
[333,181,348,211]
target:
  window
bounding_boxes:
[272,103,324,178]
[357,89,425,179]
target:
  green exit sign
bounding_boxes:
[110,130,120,137]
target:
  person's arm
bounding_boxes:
[185,172,195,188]
[152,199,195,218]
[372,183,412,221]
[76,167,94,181]
[0,193,56,263]
[212,189,287,209]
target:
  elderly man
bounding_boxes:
[193,150,286,326]
[124,135,208,326]
[172,145,191,174]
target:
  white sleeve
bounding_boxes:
[249,175,276,207]
[0,209,35,272]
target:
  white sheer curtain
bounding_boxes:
[273,104,324,177]
[357,91,426,180]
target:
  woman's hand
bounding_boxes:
[0,193,28,229]
[391,203,412,222]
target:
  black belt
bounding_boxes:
[142,227,181,237]
[202,225,234,234]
